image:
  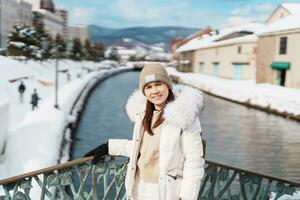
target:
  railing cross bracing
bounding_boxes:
[0,156,299,200]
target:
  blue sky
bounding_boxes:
[55,0,300,28]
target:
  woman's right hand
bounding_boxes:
[83,142,108,164]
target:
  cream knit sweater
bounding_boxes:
[136,110,162,183]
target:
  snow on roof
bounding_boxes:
[257,14,300,36]
[281,3,300,15]
[117,49,136,55]
[176,23,264,53]
[200,34,257,49]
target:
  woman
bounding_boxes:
[84,63,205,200]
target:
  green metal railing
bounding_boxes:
[199,160,299,200]
[0,156,299,200]
[0,157,127,200]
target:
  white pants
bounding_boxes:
[132,176,159,200]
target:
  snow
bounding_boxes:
[196,34,257,49]
[8,41,26,48]
[0,56,132,181]
[0,98,9,157]
[176,23,264,53]
[167,67,300,117]
[150,45,165,52]
[270,191,300,200]
[257,14,300,35]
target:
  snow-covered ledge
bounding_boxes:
[0,98,9,162]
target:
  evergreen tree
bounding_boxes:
[42,35,54,59]
[84,39,91,60]
[33,12,46,39]
[6,24,44,60]
[92,43,104,61]
[84,39,104,61]
[85,43,104,62]
[109,47,120,61]
[54,34,66,58]
[32,12,55,60]
[71,38,82,61]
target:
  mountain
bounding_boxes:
[88,25,200,46]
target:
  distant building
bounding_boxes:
[171,27,212,52]
[24,0,54,11]
[105,46,137,62]
[256,3,300,88]
[17,0,33,26]
[0,0,19,49]
[170,27,212,63]
[55,9,68,40]
[0,0,32,50]
[68,25,89,44]
[24,0,64,37]
[176,23,264,80]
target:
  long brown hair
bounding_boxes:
[142,89,175,135]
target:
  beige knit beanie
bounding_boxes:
[139,63,173,94]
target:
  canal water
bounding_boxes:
[72,71,300,182]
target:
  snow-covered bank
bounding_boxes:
[168,68,300,120]
[0,56,132,180]
[0,98,9,157]
[2,68,132,179]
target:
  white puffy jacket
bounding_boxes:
[108,85,205,200]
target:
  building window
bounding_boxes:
[212,62,219,76]
[279,36,287,55]
[280,13,284,18]
[233,63,247,80]
[215,48,218,55]
[238,46,242,54]
[199,62,204,72]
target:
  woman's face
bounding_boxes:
[144,81,169,110]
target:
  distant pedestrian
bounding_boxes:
[18,81,26,103]
[67,72,71,82]
[30,89,41,110]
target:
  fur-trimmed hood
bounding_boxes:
[125,85,203,130]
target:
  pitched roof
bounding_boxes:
[281,3,300,15]
[176,23,264,53]
[257,14,300,36]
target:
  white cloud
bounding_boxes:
[231,3,274,16]
[231,5,252,16]
[69,7,97,26]
[59,0,276,29]
[224,16,254,27]
[101,0,219,28]
[255,3,274,13]
[224,3,274,27]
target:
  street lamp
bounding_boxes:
[54,47,59,109]
[8,76,30,83]
[41,38,67,109]
[53,45,68,109]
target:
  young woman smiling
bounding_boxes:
[84,63,205,200]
